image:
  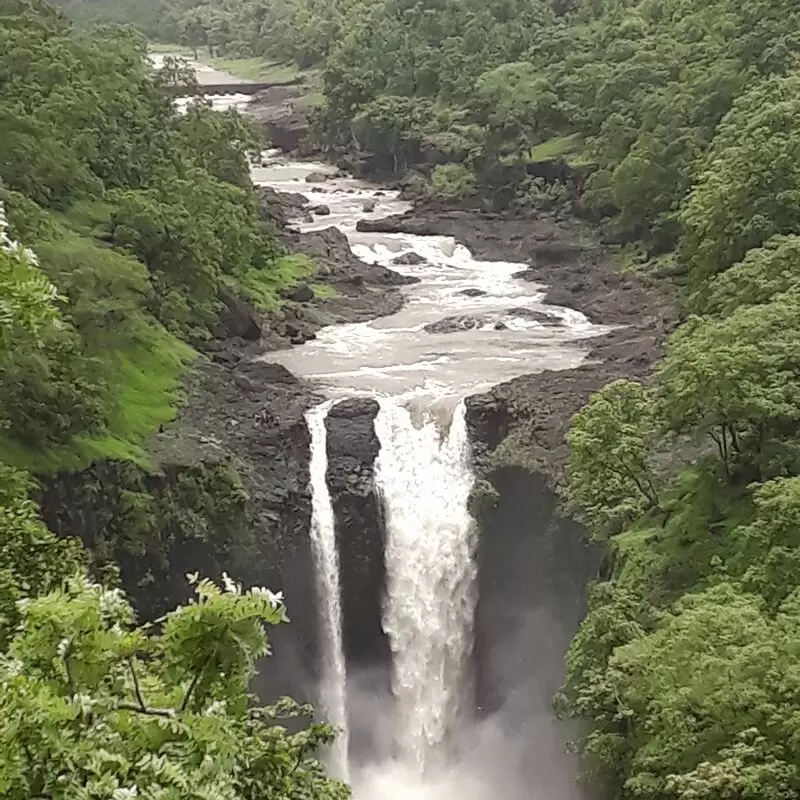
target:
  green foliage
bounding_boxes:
[235,253,316,311]
[33,0,800,796]
[702,235,800,317]
[656,296,800,480]
[0,0,304,472]
[0,209,59,351]
[681,77,800,289]
[430,164,476,201]
[0,465,84,649]
[0,574,349,799]
[567,380,662,536]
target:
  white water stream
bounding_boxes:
[374,399,477,772]
[306,401,350,780]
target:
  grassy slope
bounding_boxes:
[147,42,316,84]
[3,198,324,473]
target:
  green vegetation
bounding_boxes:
[0,4,348,793]
[0,0,316,472]
[209,56,307,83]
[0,573,348,799]
[13,0,800,794]
[560,180,800,796]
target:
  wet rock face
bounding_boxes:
[468,464,598,717]
[324,399,390,676]
[214,284,262,341]
[391,251,427,266]
[38,361,321,708]
[258,186,308,228]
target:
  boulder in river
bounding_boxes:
[362,199,377,213]
[458,288,487,297]
[311,204,331,216]
[281,281,315,303]
[507,307,562,326]
[305,171,331,184]
[257,186,308,228]
[214,285,262,341]
[424,314,490,334]
[392,251,427,266]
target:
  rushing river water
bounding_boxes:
[252,159,608,401]
[172,66,604,799]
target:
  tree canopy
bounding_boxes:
[0,6,344,796]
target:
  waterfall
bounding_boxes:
[306,401,350,780]
[374,398,478,772]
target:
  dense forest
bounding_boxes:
[7,0,800,796]
[0,0,346,795]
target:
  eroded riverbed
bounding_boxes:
[252,157,612,403]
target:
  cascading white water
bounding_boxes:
[374,397,478,773]
[306,401,350,780]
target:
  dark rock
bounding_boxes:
[258,186,308,229]
[424,314,489,334]
[494,321,508,330]
[391,251,426,266]
[469,465,598,791]
[324,399,390,679]
[305,171,331,184]
[506,307,562,326]
[362,199,377,212]
[214,285,262,341]
[357,215,437,236]
[312,204,331,216]
[458,288,487,297]
[281,281,315,303]
[247,85,313,153]
[397,170,431,202]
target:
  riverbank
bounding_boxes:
[355,203,678,484]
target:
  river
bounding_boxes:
[176,61,605,800]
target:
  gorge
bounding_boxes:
[135,63,670,797]
[6,1,800,796]
[242,148,625,796]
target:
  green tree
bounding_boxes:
[0,202,59,350]
[567,379,662,535]
[702,235,800,317]
[0,573,349,799]
[656,297,800,479]
[680,77,800,290]
[352,95,432,172]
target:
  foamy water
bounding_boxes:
[253,157,610,401]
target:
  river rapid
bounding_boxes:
[251,157,609,403]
